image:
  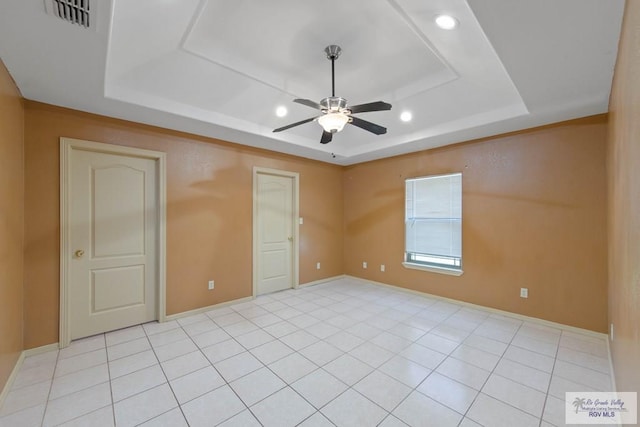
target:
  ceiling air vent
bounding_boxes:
[45,0,94,30]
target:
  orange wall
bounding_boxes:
[0,61,24,390]
[23,102,344,349]
[23,103,610,351]
[344,116,609,332]
[607,0,640,393]
[17,80,614,348]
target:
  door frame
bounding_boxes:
[252,167,300,297]
[59,137,167,348]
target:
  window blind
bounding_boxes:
[405,173,462,269]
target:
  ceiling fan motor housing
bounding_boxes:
[320,97,349,113]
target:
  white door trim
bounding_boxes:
[59,137,167,348]
[252,167,299,297]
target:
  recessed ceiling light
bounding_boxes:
[400,111,413,122]
[275,106,287,117]
[435,15,458,30]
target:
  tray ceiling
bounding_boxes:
[0,0,625,165]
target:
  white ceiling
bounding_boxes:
[0,0,624,165]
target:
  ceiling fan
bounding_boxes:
[273,45,392,144]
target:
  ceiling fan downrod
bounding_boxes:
[325,45,341,97]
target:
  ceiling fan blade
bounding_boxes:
[273,117,318,133]
[320,130,333,144]
[349,116,387,135]
[294,99,323,110]
[349,101,392,114]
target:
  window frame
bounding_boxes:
[402,172,463,276]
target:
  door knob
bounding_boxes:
[288,236,293,242]
[75,249,85,258]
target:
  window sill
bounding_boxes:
[402,262,464,276]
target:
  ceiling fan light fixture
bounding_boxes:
[318,112,350,133]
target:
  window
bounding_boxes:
[404,172,462,275]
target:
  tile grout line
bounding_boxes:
[184,306,297,425]
[6,279,614,427]
[0,360,55,422]
[38,344,61,427]
[538,329,563,427]
[309,289,437,424]
[102,333,117,427]
[142,320,192,425]
[397,304,470,408]
[324,286,490,424]
[438,308,505,427]
[225,295,342,425]
[312,282,606,426]
[44,333,113,427]
[223,290,346,422]
[456,314,531,426]
[230,287,406,425]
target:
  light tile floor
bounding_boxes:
[0,278,613,427]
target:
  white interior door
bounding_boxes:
[68,147,158,340]
[255,172,296,295]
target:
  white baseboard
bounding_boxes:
[0,343,59,410]
[607,335,617,392]
[316,275,617,388]
[23,343,60,357]
[298,275,347,289]
[166,276,347,321]
[164,296,255,322]
[345,275,608,339]
[238,274,619,390]
[0,351,25,410]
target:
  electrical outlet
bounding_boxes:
[208,280,215,290]
[363,261,367,269]
[520,288,528,298]
[299,217,304,225]
[380,264,385,272]
[316,262,321,270]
